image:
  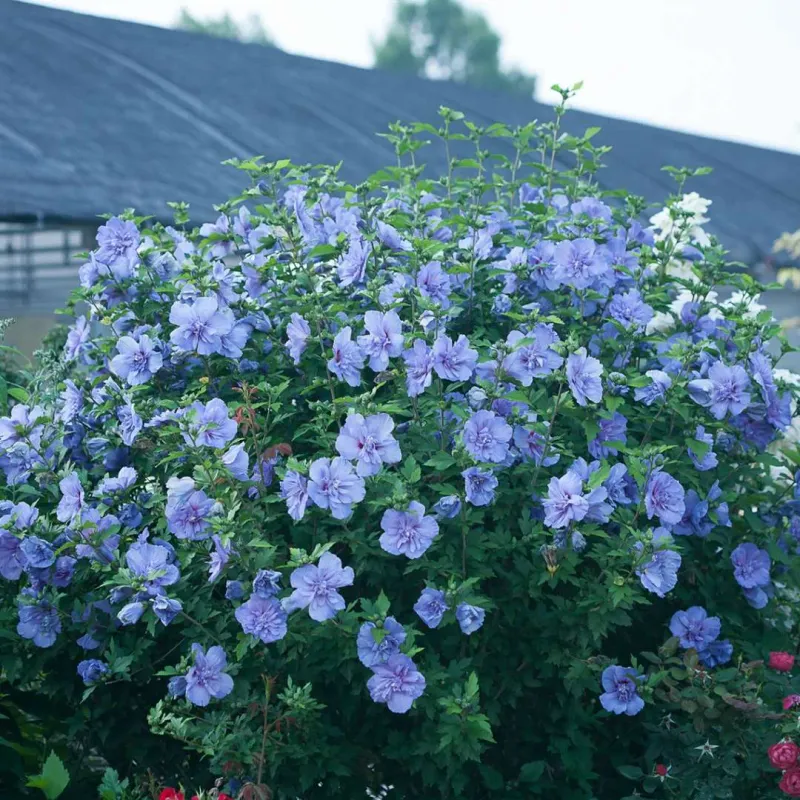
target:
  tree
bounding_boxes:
[373,0,535,95]
[175,9,273,46]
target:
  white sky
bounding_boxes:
[23,0,800,154]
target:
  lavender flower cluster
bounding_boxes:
[1,125,798,739]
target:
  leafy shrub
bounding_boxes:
[2,92,800,799]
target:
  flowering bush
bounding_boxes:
[2,92,800,798]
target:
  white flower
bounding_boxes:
[645,311,675,335]
[676,192,711,222]
[722,291,767,320]
[773,368,800,387]
[665,260,700,284]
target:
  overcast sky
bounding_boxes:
[25,0,800,154]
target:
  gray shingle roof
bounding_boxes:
[1,0,799,263]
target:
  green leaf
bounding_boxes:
[617,764,644,780]
[7,386,29,403]
[519,760,546,783]
[26,751,70,799]
[425,452,456,470]
[400,456,421,484]
[374,590,391,618]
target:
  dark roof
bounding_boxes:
[1,0,799,264]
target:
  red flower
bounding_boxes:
[655,764,668,777]
[784,695,800,711]
[159,790,184,800]
[770,741,800,770]
[219,795,234,800]
[770,652,796,673]
[780,766,800,797]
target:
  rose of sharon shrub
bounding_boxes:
[2,99,800,799]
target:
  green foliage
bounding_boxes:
[175,9,273,46]
[373,0,536,95]
[26,751,70,799]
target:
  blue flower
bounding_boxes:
[184,644,234,706]
[414,587,449,628]
[644,470,685,526]
[688,425,718,471]
[284,552,354,622]
[416,261,451,307]
[235,594,288,644]
[456,603,485,635]
[169,296,234,356]
[367,654,426,713]
[403,339,435,397]
[637,543,681,598]
[432,495,461,519]
[328,327,364,387]
[117,400,142,446]
[56,473,85,523]
[357,310,404,372]
[687,361,751,420]
[335,413,402,477]
[225,580,245,600]
[110,334,163,386]
[126,540,180,593]
[462,410,513,464]
[588,412,627,459]
[608,289,653,330]
[221,443,249,481]
[185,399,237,449]
[95,217,140,269]
[731,542,770,589]
[462,467,498,506]
[698,639,733,668]
[117,601,145,625]
[152,595,182,626]
[280,470,310,521]
[285,313,311,365]
[553,238,608,289]
[357,617,406,667]
[669,606,721,650]
[502,325,563,385]
[599,665,644,716]
[165,478,217,540]
[17,599,61,648]
[208,536,235,583]
[19,536,55,570]
[566,348,603,407]
[308,457,365,520]
[77,658,109,685]
[432,334,478,381]
[379,501,439,559]
[252,569,281,598]
[58,379,84,424]
[634,370,672,406]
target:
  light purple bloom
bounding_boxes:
[286,314,311,365]
[379,501,439,559]
[65,315,91,362]
[280,470,310,521]
[599,665,644,716]
[17,600,61,647]
[110,334,163,386]
[253,569,281,598]
[95,216,140,268]
[0,531,25,580]
[543,472,590,529]
[199,214,233,259]
[462,467,498,506]
[308,457,366,519]
[455,602,485,635]
[417,261,451,307]
[117,400,142,446]
[225,580,245,600]
[56,473,85,523]
[152,595,182,626]
[185,398,237,448]
[357,617,406,667]
[284,552,354,621]
[634,370,672,406]
[502,326,563,385]
[337,236,371,286]
[463,410,513,463]
[432,334,478,382]
[432,495,461,519]
[235,594,288,644]
[608,289,654,330]
[328,327,365,387]
[669,606,721,650]
[637,546,681,598]
[222,443,249,480]
[169,296,234,355]
[688,425,718,471]
[687,361,751,420]
[58,380,84,424]
[414,587,449,628]
[588,412,627,459]
[165,480,217,540]
[698,639,733,668]
[117,601,145,625]
[77,659,109,685]
[357,310,404,371]
[566,348,603,407]
[730,542,771,589]
[645,471,685,526]
[20,536,55,569]
[367,654,426,714]
[184,643,234,706]
[403,339,434,397]
[335,413,401,477]
[553,238,608,289]
[207,535,234,583]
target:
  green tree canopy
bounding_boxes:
[373,0,535,95]
[175,9,273,46]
